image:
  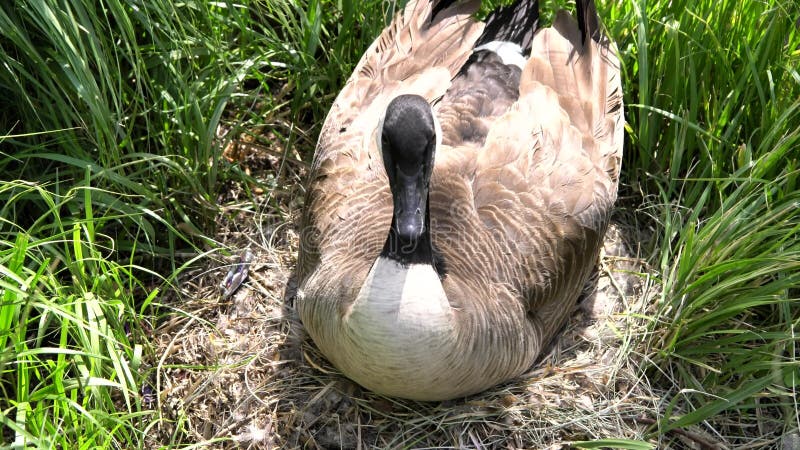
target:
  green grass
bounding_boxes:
[0,179,156,447]
[1,0,798,448]
[608,0,800,442]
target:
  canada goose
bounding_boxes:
[296,0,623,401]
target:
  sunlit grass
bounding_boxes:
[0,179,158,448]
[611,0,800,442]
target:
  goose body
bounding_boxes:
[296,0,623,401]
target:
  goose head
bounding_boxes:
[379,94,438,264]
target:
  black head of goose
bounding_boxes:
[380,94,437,263]
[296,0,623,401]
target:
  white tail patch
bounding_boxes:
[474,41,527,69]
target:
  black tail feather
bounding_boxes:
[475,0,539,53]
[576,0,601,43]
[431,0,459,21]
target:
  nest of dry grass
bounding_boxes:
[146,135,729,449]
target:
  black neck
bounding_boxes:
[381,205,449,279]
[381,204,434,265]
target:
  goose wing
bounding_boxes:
[433,5,623,331]
[299,1,484,283]
[485,8,622,313]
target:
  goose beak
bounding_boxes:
[393,165,428,242]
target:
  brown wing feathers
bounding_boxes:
[456,2,621,326]
[520,4,623,189]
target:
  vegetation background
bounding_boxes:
[0,0,798,448]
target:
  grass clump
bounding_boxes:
[611,0,800,443]
[0,0,267,447]
[0,179,155,448]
